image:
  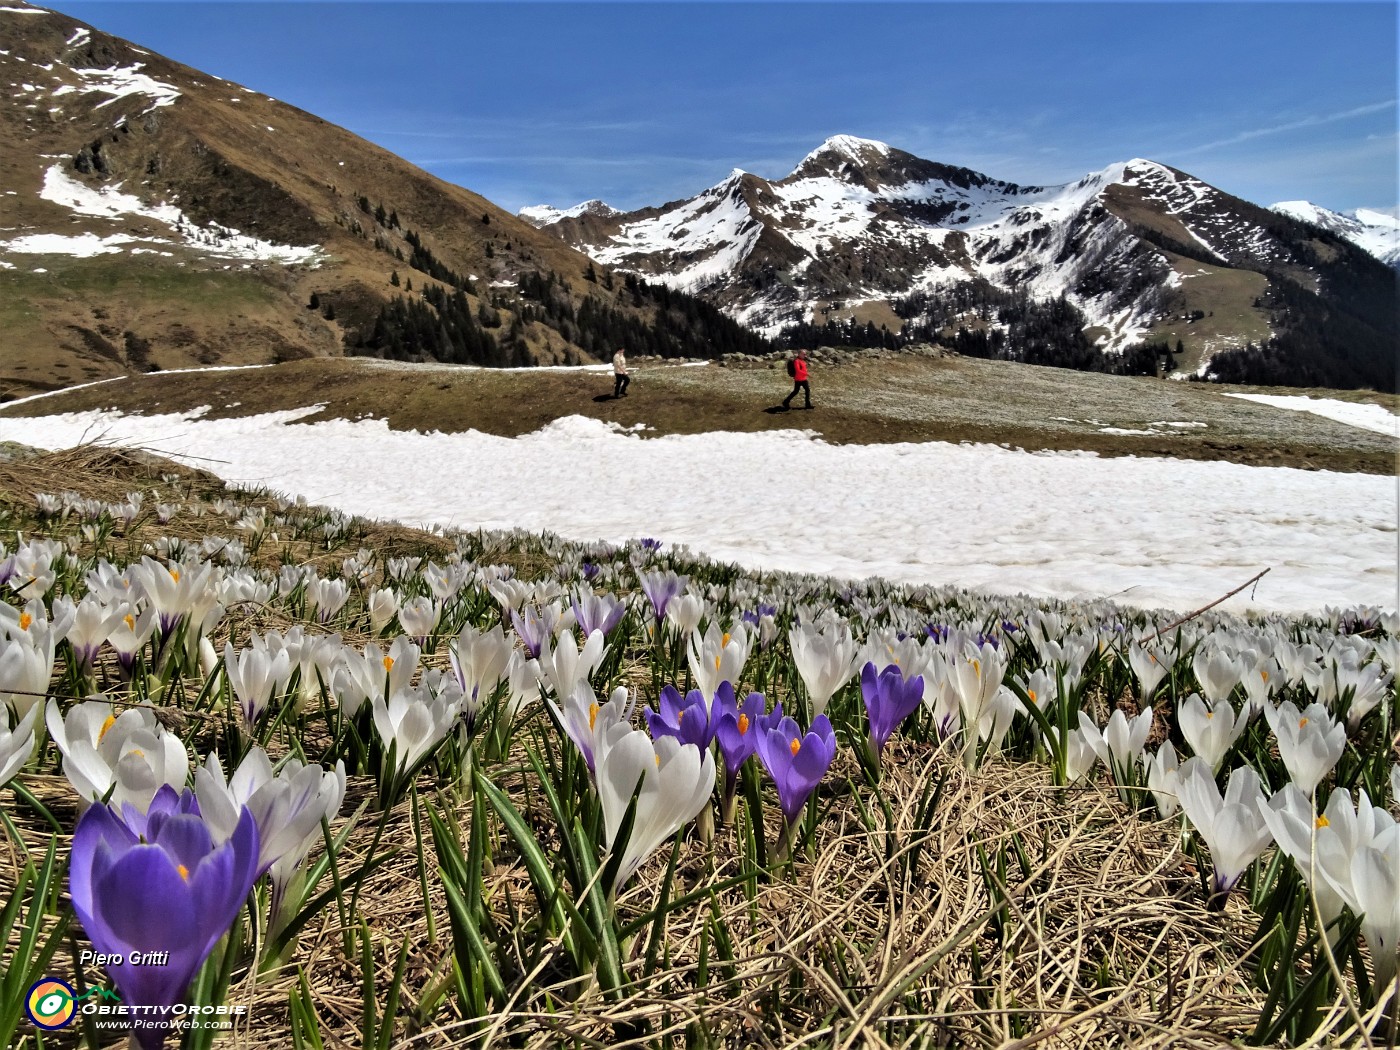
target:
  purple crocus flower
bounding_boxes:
[714,690,774,780]
[755,713,837,827]
[714,691,777,823]
[572,591,625,638]
[637,570,686,622]
[861,661,924,763]
[581,561,600,581]
[510,604,557,660]
[639,537,663,552]
[645,682,722,750]
[69,787,260,1050]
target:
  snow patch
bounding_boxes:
[0,407,1391,615]
[1223,394,1400,437]
[30,164,323,265]
[67,63,181,113]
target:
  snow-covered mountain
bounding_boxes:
[1270,201,1400,268]
[524,136,1396,383]
[518,199,621,226]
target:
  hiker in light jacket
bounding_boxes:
[782,349,811,410]
[612,348,630,398]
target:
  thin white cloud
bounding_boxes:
[1175,100,1397,158]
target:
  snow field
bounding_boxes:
[0,408,1393,616]
[1223,393,1400,438]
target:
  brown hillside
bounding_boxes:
[0,1,699,398]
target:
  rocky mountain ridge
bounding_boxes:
[523,136,1398,389]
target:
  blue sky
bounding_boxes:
[47,2,1399,214]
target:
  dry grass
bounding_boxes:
[2,743,1286,1049]
[4,354,1395,475]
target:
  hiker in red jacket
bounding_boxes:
[782,349,812,410]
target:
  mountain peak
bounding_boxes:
[518,199,620,228]
[791,135,894,178]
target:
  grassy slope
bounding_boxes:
[3,353,1395,475]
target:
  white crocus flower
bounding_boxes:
[1013,667,1056,728]
[1263,701,1346,795]
[789,622,859,717]
[1128,641,1169,705]
[334,637,419,718]
[367,587,399,634]
[1349,847,1400,989]
[0,610,57,717]
[549,682,633,775]
[370,683,458,779]
[594,723,715,890]
[920,650,963,741]
[1178,693,1248,773]
[976,686,1020,752]
[46,697,189,813]
[1238,651,1280,718]
[1263,783,1399,979]
[1260,784,1355,938]
[1336,660,1393,731]
[1063,711,1101,784]
[687,621,751,703]
[106,604,157,676]
[397,596,441,643]
[424,561,470,602]
[61,596,131,674]
[1146,742,1182,818]
[7,543,56,601]
[0,704,39,787]
[947,640,1007,767]
[1176,758,1273,909]
[539,629,607,699]
[130,556,216,641]
[1192,648,1243,705]
[308,578,350,623]
[450,623,512,731]
[1370,635,1399,673]
[664,593,705,638]
[195,747,347,878]
[224,641,292,730]
[1087,707,1153,781]
[487,577,532,612]
[503,650,542,722]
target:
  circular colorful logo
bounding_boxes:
[25,978,77,1030]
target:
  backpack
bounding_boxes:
[786,358,797,378]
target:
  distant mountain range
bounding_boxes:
[523,136,1398,389]
[0,1,763,398]
[1,0,1392,396]
[1269,202,1400,268]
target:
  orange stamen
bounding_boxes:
[789,738,801,756]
